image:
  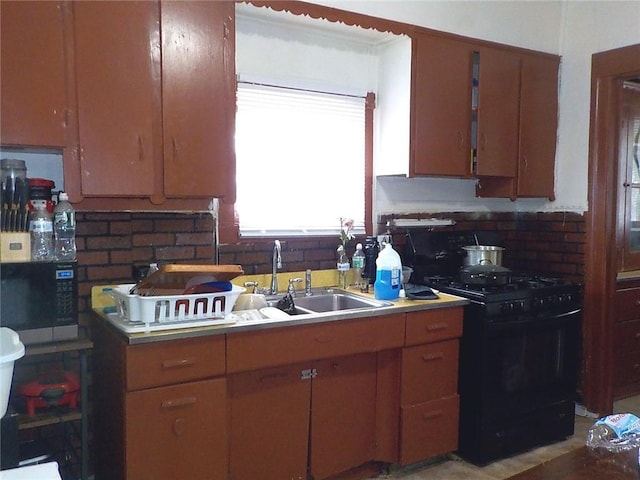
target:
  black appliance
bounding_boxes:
[0,261,78,345]
[403,230,582,465]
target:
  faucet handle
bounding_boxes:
[287,277,303,296]
[244,281,259,293]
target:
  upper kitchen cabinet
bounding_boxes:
[410,33,472,178]
[161,1,235,199]
[410,33,519,179]
[472,46,521,178]
[71,1,235,205]
[410,31,558,199]
[1,1,68,148]
[477,52,560,200]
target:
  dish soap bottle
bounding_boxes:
[374,242,402,300]
[337,245,350,289]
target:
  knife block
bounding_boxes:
[0,233,31,262]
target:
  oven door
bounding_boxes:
[458,305,581,464]
[483,308,581,408]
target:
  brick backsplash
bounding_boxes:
[76,210,585,331]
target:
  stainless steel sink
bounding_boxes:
[294,293,391,312]
[265,291,392,315]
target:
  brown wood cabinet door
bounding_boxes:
[229,364,311,480]
[73,1,160,198]
[517,53,559,198]
[310,353,377,480]
[161,1,235,200]
[1,1,67,148]
[475,47,520,177]
[125,378,228,480]
[410,33,473,177]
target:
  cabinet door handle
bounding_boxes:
[161,396,197,409]
[426,322,448,331]
[635,299,640,306]
[422,410,443,421]
[260,372,289,383]
[161,357,196,369]
[138,135,145,161]
[314,334,332,343]
[457,131,464,149]
[635,332,640,339]
[480,132,487,150]
[172,137,179,163]
[422,352,444,362]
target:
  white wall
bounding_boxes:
[315,0,640,216]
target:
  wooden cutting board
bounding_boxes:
[132,264,244,292]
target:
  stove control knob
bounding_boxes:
[500,302,512,314]
[532,297,543,309]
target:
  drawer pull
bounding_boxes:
[426,323,448,331]
[422,353,444,362]
[161,396,197,409]
[636,300,640,306]
[422,410,443,421]
[635,332,640,339]
[260,372,289,383]
[162,357,196,369]
[314,334,332,343]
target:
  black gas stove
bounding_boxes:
[402,230,582,465]
[421,273,581,317]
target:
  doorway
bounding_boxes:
[585,43,640,414]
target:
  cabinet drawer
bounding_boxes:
[615,288,640,322]
[126,335,225,391]
[125,378,227,480]
[405,308,463,346]
[399,394,459,466]
[401,340,459,406]
[227,314,405,373]
[614,349,640,390]
[615,320,640,353]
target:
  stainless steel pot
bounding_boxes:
[462,245,504,266]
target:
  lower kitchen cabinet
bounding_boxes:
[91,320,228,480]
[228,363,311,480]
[228,353,377,480]
[93,305,464,479]
[614,282,640,398]
[399,309,463,465]
[126,378,227,479]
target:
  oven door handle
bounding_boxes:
[550,308,582,319]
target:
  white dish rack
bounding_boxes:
[109,283,245,333]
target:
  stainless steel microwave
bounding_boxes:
[0,261,78,344]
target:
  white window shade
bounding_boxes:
[235,82,366,237]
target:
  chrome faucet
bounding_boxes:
[271,240,282,294]
[305,269,312,296]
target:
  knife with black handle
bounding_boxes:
[18,177,29,232]
[3,177,13,232]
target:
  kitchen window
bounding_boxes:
[235,82,373,237]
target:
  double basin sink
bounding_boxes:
[273,291,393,315]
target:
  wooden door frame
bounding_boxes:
[585,43,640,414]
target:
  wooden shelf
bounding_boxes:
[24,338,93,357]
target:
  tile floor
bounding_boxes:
[375,396,640,480]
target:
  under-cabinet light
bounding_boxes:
[386,218,456,228]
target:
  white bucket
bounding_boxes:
[0,327,25,417]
